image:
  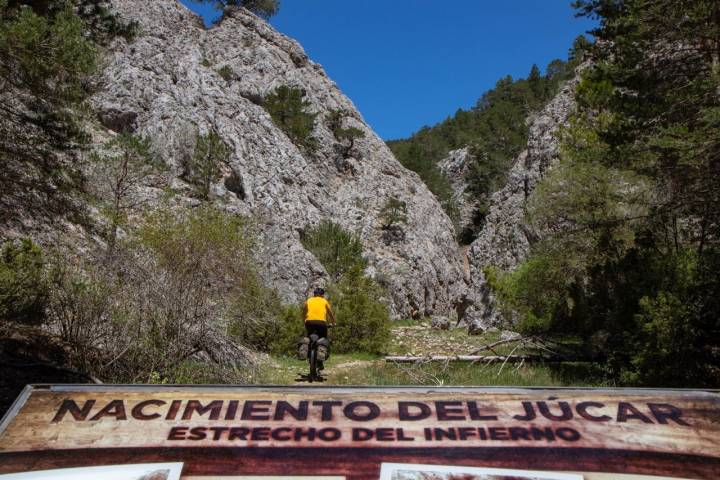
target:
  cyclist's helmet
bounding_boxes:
[313,287,325,296]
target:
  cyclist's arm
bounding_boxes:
[302,302,308,322]
[326,304,336,325]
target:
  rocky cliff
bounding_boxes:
[455,78,579,331]
[86,0,465,319]
[438,147,477,234]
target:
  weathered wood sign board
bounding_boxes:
[0,385,718,479]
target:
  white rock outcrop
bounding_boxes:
[438,147,477,234]
[95,0,466,318]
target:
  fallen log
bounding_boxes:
[384,355,558,364]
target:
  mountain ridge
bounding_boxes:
[87,0,467,319]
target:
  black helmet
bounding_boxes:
[313,287,325,296]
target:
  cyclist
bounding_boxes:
[302,287,336,370]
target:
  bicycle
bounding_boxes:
[297,325,333,383]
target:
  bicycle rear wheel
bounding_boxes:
[309,347,318,381]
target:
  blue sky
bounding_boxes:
[179,1,596,140]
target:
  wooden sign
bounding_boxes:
[0,385,719,479]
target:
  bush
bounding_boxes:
[328,268,391,355]
[0,239,47,325]
[266,304,305,355]
[267,271,391,356]
[263,85,318,153]
[379,197,408,228]
[300,220,366,281]
[43,206,275,384]
[46,257,113,371]
[216,65,234,82]
[485,251,579,336]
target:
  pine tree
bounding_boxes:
[195,0,280,20]
[182,131,232,200]
[263,85,318,153]
[528,64,543,98]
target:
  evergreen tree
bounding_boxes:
[491,0,720,387]
[327,108,365,157]
[528,64,543,97]
[263,85,318,153]
[0,0,97,115]
[300,220,367,282]
[182,131,231,200]
[193,0,280,20]
[0,239,47,326]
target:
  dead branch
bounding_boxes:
[467,336,529,356]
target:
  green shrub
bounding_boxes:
[181,131,231,199]
[0,1,97,106]
[379,197,408,228]
[0,239,47,325]
[298,221,391,355]
[328,268,391,355]
[485,253,576,336]
[226,273,285,352]
[300,220,366,281]
[263,85,318,153]
[327,109,365,157]
[266,304,305,355]
[137,206,254,276]
[217,65,234,82]
[267,271,391,356]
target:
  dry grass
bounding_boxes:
[259,321,606,387]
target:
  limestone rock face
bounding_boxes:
[438,147,477,234]
[96,0,465,318]
[462,79,579,332]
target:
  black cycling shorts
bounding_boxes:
[305,320,328,339]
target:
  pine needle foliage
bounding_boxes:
[300,220,367,282]
[182,131,232,200]
[263,85,318,154]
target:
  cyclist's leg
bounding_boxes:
[318,324,329,370]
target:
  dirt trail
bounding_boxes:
[266,322,507,385]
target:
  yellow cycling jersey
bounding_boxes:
[305,296,330,322]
